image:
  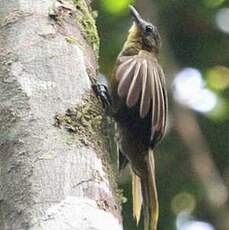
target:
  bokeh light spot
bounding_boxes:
[173,68,204,101]
[171,192,196,215]
[206,66,229,91]
[173,68,218,113]
[101,0,134,14]
[189,89,218,113]
[216,8,229,33]
[176,212,215,230]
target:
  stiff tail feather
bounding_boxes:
[132,150,159,230]
[142,150,159,230]
[132,171,142,224]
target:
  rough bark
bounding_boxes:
[0,0,122,229]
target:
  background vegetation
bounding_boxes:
[93,0,229,229]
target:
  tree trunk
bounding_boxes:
[0,0,122,229]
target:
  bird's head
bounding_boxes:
[129,5,161,53]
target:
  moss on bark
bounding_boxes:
[73,0,99,57]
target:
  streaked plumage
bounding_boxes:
[107,6,168,230]
[115,51,167,146]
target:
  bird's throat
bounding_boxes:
[120,24,143,56]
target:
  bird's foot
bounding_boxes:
[92,74,112,110]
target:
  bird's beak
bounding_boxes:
[129,5,144,26]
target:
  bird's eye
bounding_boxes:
[145,25,153,34]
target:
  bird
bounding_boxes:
[93,5,168,230]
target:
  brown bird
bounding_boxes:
[93,5,167,230]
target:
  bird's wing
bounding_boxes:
[115,54,167,144]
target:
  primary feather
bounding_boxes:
[115,52,167,143]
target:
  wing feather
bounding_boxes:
[158,79,165,130]
[116,57,134,81]
[140,60,151,118]
[154,67,161,126]
[150,65,167,143]
[115,53,167,146]
[158,67,167,134]
[126,61,142,107]
[118,55,133,63]
[117,59,136,97]
[148,65,156,139]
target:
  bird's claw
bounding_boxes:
[92,84,112,109]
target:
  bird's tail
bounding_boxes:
[132,171,142,225]
[132,150,159,230]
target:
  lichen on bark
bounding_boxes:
[52,0,122,215]
[54,92,122,213]
[55,92,108,150]
[0,0,122,228]
[73,0,100,57]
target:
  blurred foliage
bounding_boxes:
[93,0,229,229]
[206,66,229,91]
[100,0,134,14]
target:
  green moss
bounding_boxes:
[55,92,108,152]
[55,92,122,211]
[73,0,100,58]
[47,0,99,56]
[65,35,77,44]
[86,67,97,84]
